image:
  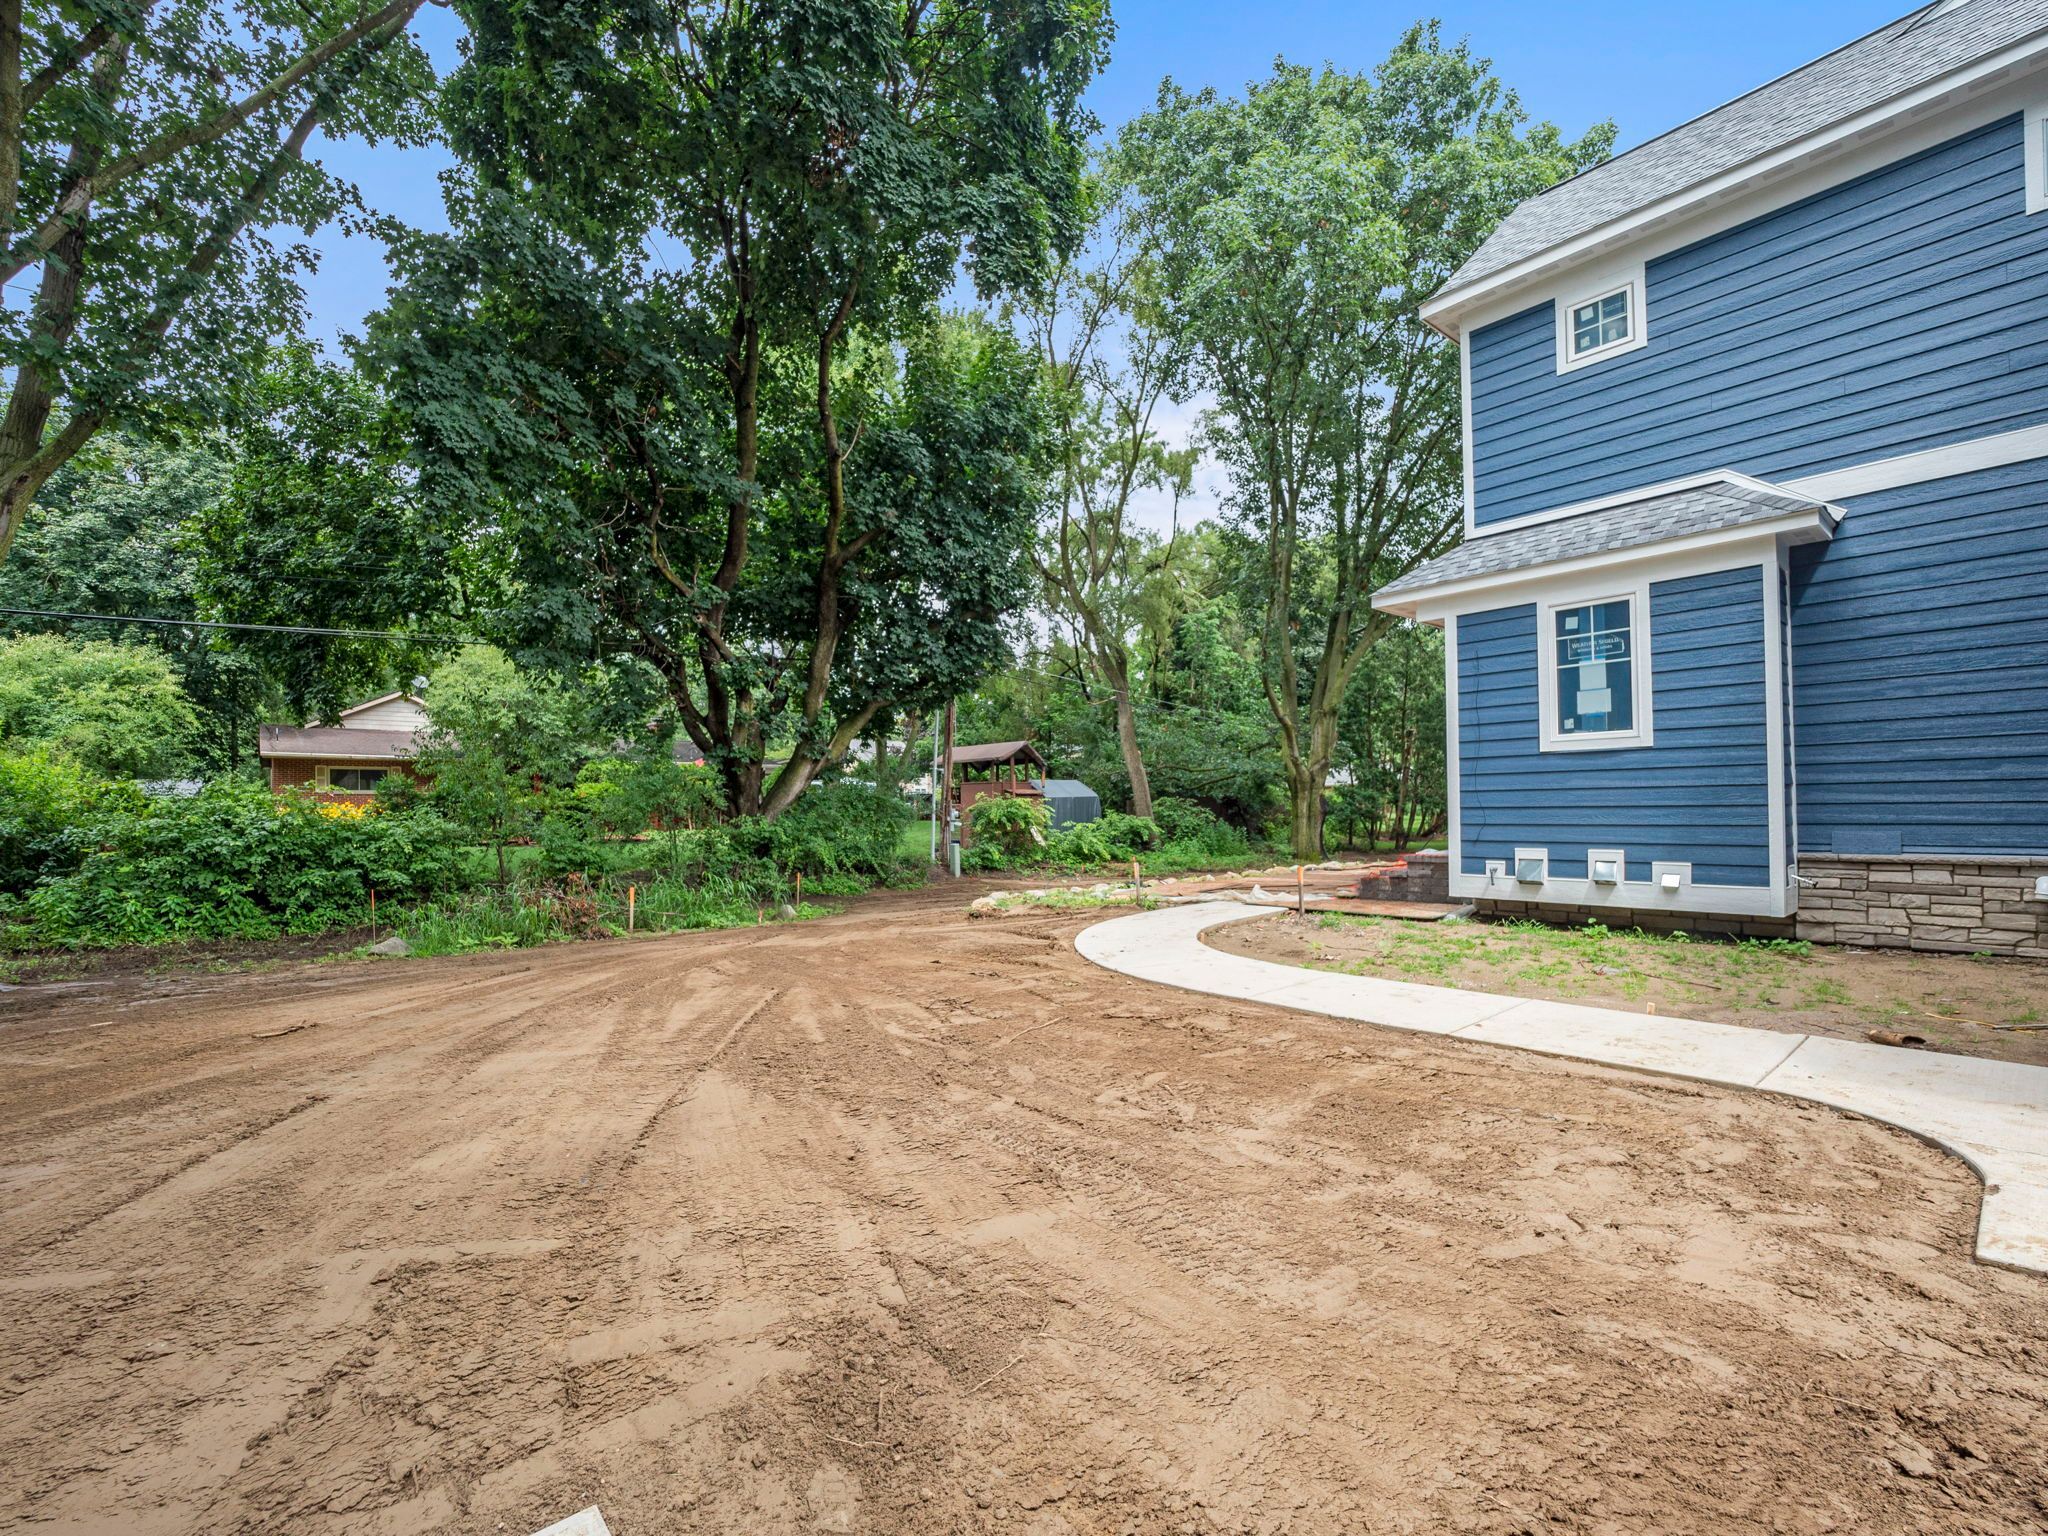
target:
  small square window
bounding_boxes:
[1569,287,1632,359]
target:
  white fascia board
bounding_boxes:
[1374,508,1836,620]
[1424,52,2048,339]
[1451,869,1787,920]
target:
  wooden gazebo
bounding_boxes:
[947,740,1047,848]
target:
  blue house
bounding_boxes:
[1373,1,2048,955]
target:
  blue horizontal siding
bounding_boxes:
[1790,458,2048,856]
[1469,114,2048,526]
[1458,566,1771,886]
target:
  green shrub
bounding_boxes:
[535,790,605,878]
[965,794,1049,859]
[393,888,569,955]
[960,842,1013,873]
[0,748,147,895]
[1091,811,1163,858]
[726,783,909,882]
[1046,822,1115,864]
[25,780,463,947]
[1146,796,1249,857]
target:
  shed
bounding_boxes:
[1035,779,1101,831]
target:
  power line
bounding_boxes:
[0,607,475,643]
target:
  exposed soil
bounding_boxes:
[1210,910,2048,1069]
[3,884,2046,1535]
[0,925,379,987]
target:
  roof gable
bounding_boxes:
[1429,1,2048,323]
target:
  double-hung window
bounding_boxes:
[1538,591,1652,751]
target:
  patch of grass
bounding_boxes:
[978,889,1159,914]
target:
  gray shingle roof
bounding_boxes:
[1438,0,2048,304]
[1373,477,1837,605]
[259,724,424,760]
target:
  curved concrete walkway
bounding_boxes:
[1076,901,2048,1275]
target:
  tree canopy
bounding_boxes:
[0,0,441,563]
[1115,28,1612,852]
[0,631,198,777]
[368,0,1111,818]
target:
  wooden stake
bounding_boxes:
[627,884,636,932]
[794,870,803,906]
[369,886,376,941]
[1130,858,1141,897]
[1296,865,1305,917]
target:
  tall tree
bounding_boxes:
[191,343,460,721]
[1014,181,1192,817]
[1117,28,1612,855]
[374,0,1107,818]
[0,424,274,772]
[0,0,438,564]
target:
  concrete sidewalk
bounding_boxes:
[1076,901,2048,1275]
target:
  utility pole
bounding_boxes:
[939,698,957,875]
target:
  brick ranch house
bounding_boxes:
[259,692,430,805]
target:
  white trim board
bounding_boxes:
[1761,555,1790,909]
[1456,416,2048,548]
[1780,422,2048,500]
[1451,869,1786,920]
[1425,44,2048,336]
[2028,97,2048,215]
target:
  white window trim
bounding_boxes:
[1554,264,1647,373]
[1536,585,1654,752]
[2027,100,2048,216]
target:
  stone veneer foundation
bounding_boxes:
[1794,855,2048,957]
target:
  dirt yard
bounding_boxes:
[3,886,2046,1535]
[1210,910,2048,1067]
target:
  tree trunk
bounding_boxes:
[1111,682,1151,817]
[1287,764,1325,860]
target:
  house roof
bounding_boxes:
[1431,0,2048,318]
[334,691,426,721]
[1373,476,1840,611]
[258,724,422,761]
[950,740,1047,768]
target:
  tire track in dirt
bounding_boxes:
[4,887,2048,1533]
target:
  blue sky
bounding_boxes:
[298,0,1910,349]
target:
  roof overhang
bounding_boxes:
[258,748,414,762]
[1421,28,2048,339]
[1372,476,1840,620]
